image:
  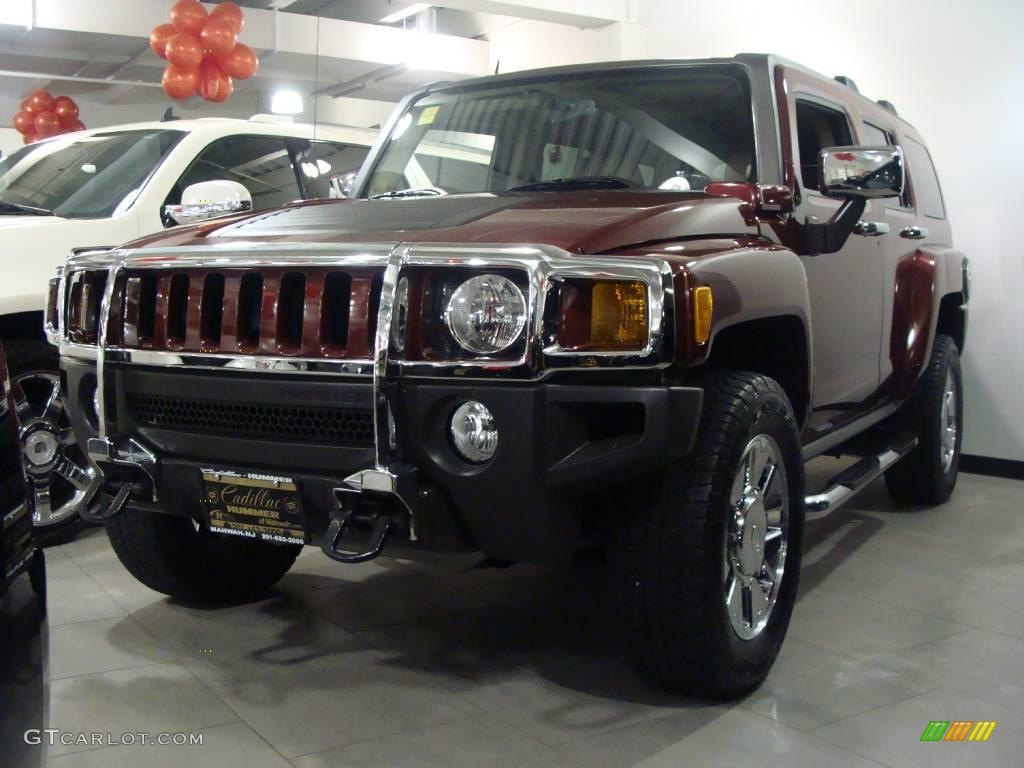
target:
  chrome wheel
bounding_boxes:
[724,434,789,641]
[940,369,958,473]
[12,371,98,528]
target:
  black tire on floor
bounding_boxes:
[884,334,962,505]
[612,370,805,699]
[106,506,301,603]
[3,338,92,547]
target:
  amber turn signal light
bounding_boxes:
[693,285,713,345]
[557,279,649,351]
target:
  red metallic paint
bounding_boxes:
[888,248,938,398]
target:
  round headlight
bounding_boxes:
[445,274,526,355]
[450,401,499,463]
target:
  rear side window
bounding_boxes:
[859,122,909,209]
[795,100,853,191]
[293,140,370,199]
[902,138,945,219]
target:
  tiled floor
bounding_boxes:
[42,467,1024,767]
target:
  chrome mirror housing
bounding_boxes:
[164,180,253,226]
[819,146,903,199]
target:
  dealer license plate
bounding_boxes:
[201,469,307,546]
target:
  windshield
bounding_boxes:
[0,129,184,219]
[365,65,755,197]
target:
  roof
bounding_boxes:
[31,116,379,146]
[421,53,914,131]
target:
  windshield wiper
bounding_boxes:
[370,187,447,200]
[0,200,53,216]
[506,176,640,193]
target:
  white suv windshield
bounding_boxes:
[365,65,755,197]
[0,129,184,219]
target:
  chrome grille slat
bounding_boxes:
[104,267,383,361]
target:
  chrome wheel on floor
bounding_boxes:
[12,370,98,531]
[724,434,789,641]
[885,334,962,505]
[940,368,957,473]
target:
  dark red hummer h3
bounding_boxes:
[51,54,968,698]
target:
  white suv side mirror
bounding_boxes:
[164,180,253,226]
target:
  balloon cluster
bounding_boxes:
[150,0,258,103]
[13,92,85,145]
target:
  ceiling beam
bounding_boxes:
[428,0,631,28]
[0,69,162,88]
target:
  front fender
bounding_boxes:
[685,244,811,361]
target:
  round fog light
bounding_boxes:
[449,401,499,463]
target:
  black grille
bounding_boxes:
[127,394,375,445]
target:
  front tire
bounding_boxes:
[612,371,804,699]
[884,334,962,505]
[106,506,301,604]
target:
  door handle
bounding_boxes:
[853,220,890,236]
[900,226,929,240]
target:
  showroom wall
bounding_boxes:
[634,0,1024,462]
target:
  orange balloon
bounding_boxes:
[166,32,203,70]
[53,96,79,127]
[200,17,237,55]
[215,42,258,80]
[13,110,34,135]
[199,60,233,103]
[210,2,244,34]
[170,0,208,35]
[162,65,199,101]
[33,111,61,139]
[149,23,177,59]
[25,90,55,115]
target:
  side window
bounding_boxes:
[293,140,370,199]
[169,136,302,213]
[859,122,909,209]
[795,100,853,192]
[902,138,946,219]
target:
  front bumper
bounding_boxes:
[63,357,702,562]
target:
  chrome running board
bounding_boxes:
[805,433,917,521]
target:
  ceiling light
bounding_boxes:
[380,3,431,24]
[271,90,303,115]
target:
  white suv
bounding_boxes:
[0,115,377,542]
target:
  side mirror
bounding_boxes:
[803,146,903,256]
[164,180,252,226]
[819,146,903,199]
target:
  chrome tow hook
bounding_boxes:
[321,465,418,564]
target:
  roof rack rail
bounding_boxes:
[877,99,898,115]
[834,75,859,92]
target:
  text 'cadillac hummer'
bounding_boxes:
[49,54,968,697]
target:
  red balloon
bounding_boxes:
[215,42,258,80]
[65,118,86,133]
[210,2,244,34]
[200,17,237,55]
[33,111,61,139]
[162,65,199,101]
[171,0,208,35]
[25,90,55,115]
[166,32,203,70]
[149,23,177,59]
[13,110,34,135]
[53,96,79,127]
[199,60,233,103]
[23,132,36,145]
